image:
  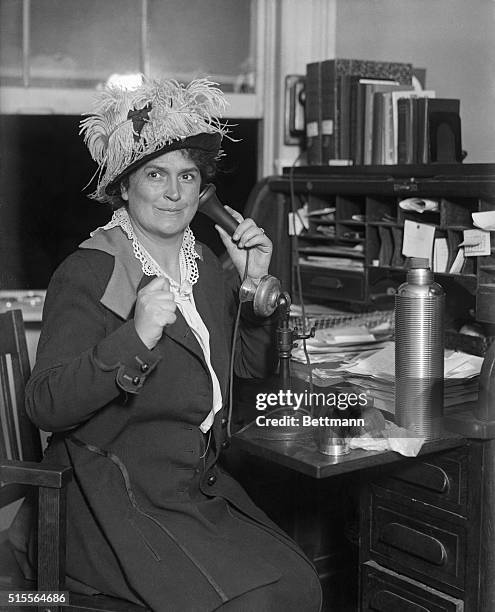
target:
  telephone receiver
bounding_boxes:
[198,183,281,317]
[198,183,239,235]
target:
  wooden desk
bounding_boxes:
[232,425,494,611]
[232,424,466,479]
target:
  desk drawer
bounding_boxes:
[377,448,468,516]
[299,267,364,302]
[369,490,466,593]
[361,561,463,612]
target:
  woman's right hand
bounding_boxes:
[134,277,177,349]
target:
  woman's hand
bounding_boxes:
[215,206,273,280]
[134,277,177,349]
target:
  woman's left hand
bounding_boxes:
[215,206,273,280]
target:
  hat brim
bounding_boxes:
[105,132,222,196]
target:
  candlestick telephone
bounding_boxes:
[198,183,315,410]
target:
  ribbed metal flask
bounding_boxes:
[395,258,445,438]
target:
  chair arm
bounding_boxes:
[0,459,72,489]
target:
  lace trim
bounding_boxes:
[93,207,199,294]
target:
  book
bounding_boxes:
[391,90,435,163]
[337,74,353,161]
[416,98,462,164]
[397,97,418,164]
[319,58,413,164]
[347,78,401,165]
[305,61,322,165]
[362,81,403,165]
[371,91,386,165]
[372,91,400,165]
[382,91,396,165]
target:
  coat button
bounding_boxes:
[221,417,228,428]
[140,363,149,373]
[221,440,230,451]
[206,474,217,486]
[132,376,141,386]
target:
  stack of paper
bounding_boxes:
[290,304,395,335]
[291,325,392,364]
[337,342,483,414]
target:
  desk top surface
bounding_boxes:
[232,425,466,479]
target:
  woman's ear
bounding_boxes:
[120,182,129,202]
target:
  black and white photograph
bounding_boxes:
[0,1,494,611]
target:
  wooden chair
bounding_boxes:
[0,309,148,611]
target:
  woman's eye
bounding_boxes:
[181,172,195,181]
[147,171,161,179]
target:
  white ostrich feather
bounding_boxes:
[80,77,230,202]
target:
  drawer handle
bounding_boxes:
[310,276,343,289]
[393,181,419,193]
[395,463,450,494]
[380,522,447,566]
[370,589,429,612]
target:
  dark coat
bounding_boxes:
[23,232,320,611]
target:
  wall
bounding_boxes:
[335,0,495,163]
[259,0,337,175]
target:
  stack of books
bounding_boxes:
[305,57,462,166]
[305,58,413,165]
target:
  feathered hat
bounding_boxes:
[80,77,230,202]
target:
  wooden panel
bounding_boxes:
[300,266,365,302]
[0,460,71,488]
[376,447,469,517]
[361,561,464,612]
[368,492,467,594]
[37,486,66,594]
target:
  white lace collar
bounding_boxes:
[93,207,200,296]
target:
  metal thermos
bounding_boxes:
[395,258,445,437]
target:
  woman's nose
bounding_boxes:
[163,180,180,201]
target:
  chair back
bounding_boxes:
[0,309,42,506]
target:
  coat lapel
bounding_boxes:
[80,227,207,366]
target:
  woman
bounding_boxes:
[22,78,322,611]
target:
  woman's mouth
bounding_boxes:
[156,207,184,214]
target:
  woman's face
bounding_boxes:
[121,149,201,241]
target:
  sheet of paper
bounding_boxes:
[319,326,375,344]
[460,229,491,256]
[402,220,436,266]
[288,206,309,235]
[399,197,439,213]
[433,237,449,272]
[341,344,484,379]
[473,210,495,231]
[449,248,465,273]
[337,342,396,378]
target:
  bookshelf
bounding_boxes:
[269,163,495,330]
